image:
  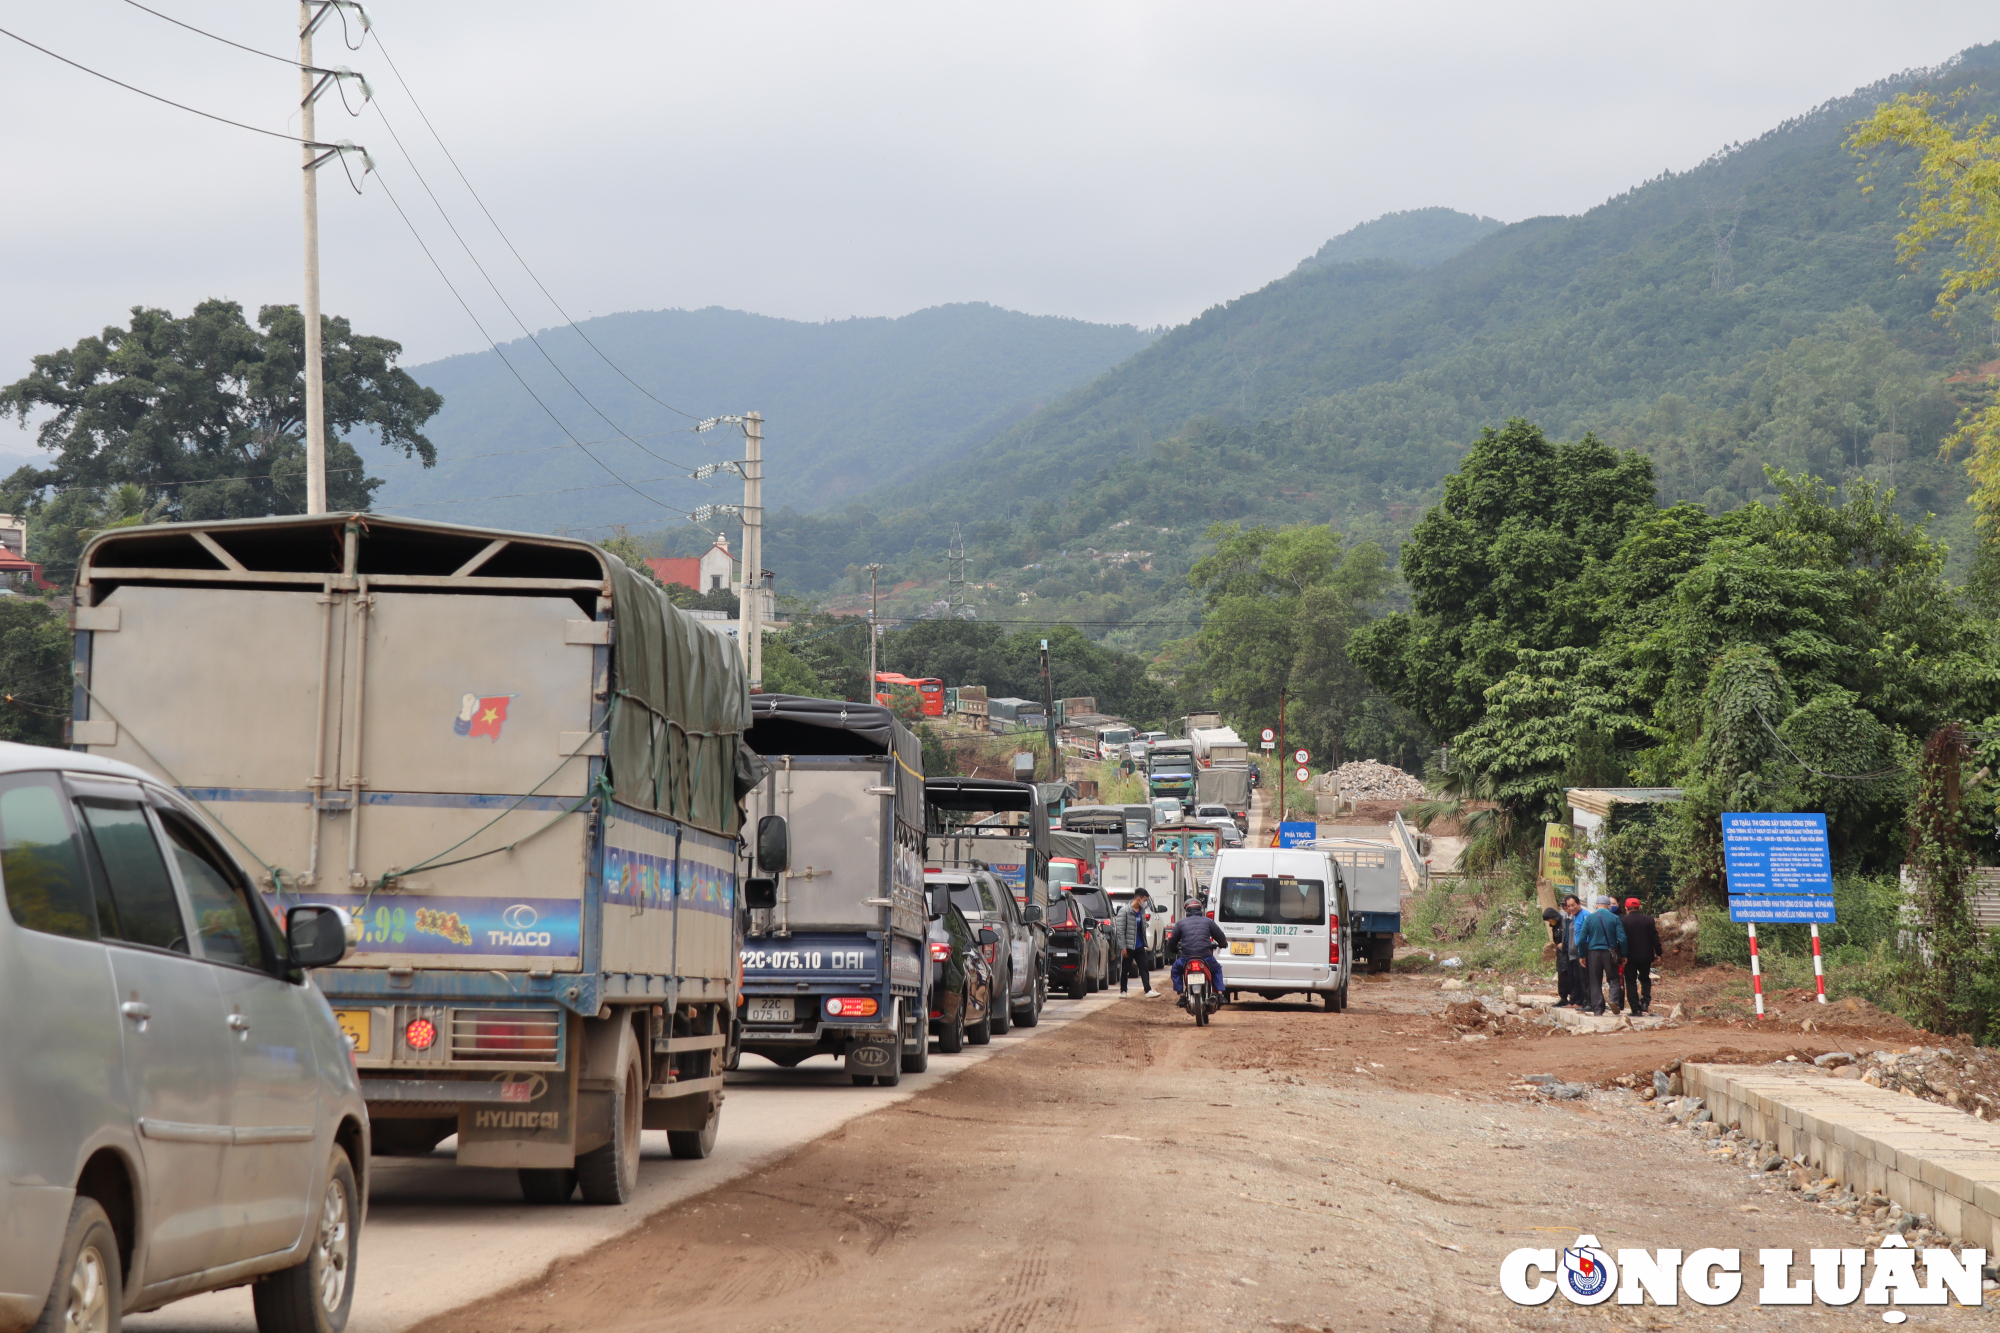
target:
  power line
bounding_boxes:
[365,98,703,473]
[366,26,700,422]
[0,22,321,143]
[370,168,688,518]
[115,0,294,65]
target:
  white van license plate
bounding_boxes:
[747,999,794,1023]
[1230,941,1255,955]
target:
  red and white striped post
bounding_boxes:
[1810,923,1826,1003]
[1747,921,1765,1019]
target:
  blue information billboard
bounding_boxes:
[1278,821,1319,849]
[1722,812,1835,924]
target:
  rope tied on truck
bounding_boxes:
[78,673,614,922]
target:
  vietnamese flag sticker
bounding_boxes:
[465,695,511,740]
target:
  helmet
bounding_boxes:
[1184,897,1202,913]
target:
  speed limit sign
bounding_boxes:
[1293,748,1310,765]
[1260,727,1276,742]
[1294,766,1311,784]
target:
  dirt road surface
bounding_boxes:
[126,990,1127,1333]
[420,977,1918,1333]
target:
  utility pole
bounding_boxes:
[300,2,326,515]
[1040,638,1056,783]
[741,412,763,690]
[866,563,883,700]
[945,524,968,617]
[1276,687,1288,827]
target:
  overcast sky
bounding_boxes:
[2,0,1995,451]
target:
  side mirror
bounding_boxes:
[756,814,790,874]
[744,877,779,910]
[1022,904,1044,924]
[287,905,350,970]
[977,927,999,945]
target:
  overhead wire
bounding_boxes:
[114,0,294,64]
[364,96,707,473]
[365,25,701,422]
[0,23,318,143]
[368,168,690,517]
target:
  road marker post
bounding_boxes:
[1748,921,1765,1018]
[1811,923,1826,1003]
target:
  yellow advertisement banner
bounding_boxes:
[1542,822,1575,891]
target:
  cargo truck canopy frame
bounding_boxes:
[76,512,757,838]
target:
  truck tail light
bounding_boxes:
[929,942,952,961]
[825,997,879,1018]
[1328,914,1340,965]
[403,1017,437,1051]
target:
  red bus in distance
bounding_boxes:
[875,672,944,716]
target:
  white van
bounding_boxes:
[1204,848,1351,1010]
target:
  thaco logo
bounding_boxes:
[1503,1235,1985,1316]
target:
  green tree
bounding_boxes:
[1851,89,2000,517]
[1184,521,1419,766]
[1349,418,1658,740]
[1,301,441,578]
[0,597,71,747]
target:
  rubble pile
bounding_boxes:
[1326,760,1427,801]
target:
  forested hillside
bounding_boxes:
[364,303,1153,532]
[745,43,2000,605]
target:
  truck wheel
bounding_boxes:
[251,1153,357,1333]
[32,1197,121,1333]
[667,1093,721,1160]
[937,998,965,1053]
[518,1169,577,1204]
[576,1055,642,1205]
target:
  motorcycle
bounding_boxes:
[1183,957,1222,1026]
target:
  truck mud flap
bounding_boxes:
[843,1032,897,1079]
[456,1058,577,1169]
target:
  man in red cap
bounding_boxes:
[1620,897,1660,1016]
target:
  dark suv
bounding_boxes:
[1068,886,1123,988]
[925,888,996,1051]
[1045,891,1112,998]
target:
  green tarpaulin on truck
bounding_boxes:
[605,557,762,836]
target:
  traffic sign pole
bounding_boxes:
[1811,924,1826,1003]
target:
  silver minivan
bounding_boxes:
[0,742,367,1333]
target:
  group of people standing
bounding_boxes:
[1544,892,1661,1015]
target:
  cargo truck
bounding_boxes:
[1309,837,1404,973]
[1146,739,1196,804]
[1193,765,1252,832]
[1189,726,1248,769]
[735,695,932,1084]
[71,514,757,1205]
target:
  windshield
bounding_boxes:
[1049,862,1080,887]
[1151,757,1193,775]
[1154,829,1217,855]
[1217,876,1325,924]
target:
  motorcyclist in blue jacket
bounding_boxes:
[1168,898,1230,1007]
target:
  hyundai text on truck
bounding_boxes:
[735,695,932,1085]
[71,514,755,1205]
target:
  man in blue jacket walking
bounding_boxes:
[1575,894,1627,1015]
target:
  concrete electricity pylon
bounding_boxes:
[694,412,764,688]
[299,1,372,515]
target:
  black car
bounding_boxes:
[1045,891,1113,998]
[1068,886,1124,988]
[927,887,997,1052]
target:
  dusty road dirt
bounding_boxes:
[421,976,1928,1333]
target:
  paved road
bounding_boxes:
[129,988,1131,1333]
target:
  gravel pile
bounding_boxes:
[1324,760,1427,801]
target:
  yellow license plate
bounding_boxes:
[334,1009,371,1054]
[1230,941,1255,955]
